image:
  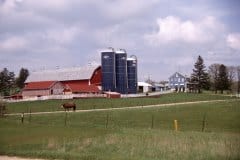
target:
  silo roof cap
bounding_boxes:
[100,47,115,53]
[127,57,136,61]
[116,49,126,54]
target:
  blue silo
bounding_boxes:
[127,56,137,94]
[101,48,116,92]
[115,49,128,94]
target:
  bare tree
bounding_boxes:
[227,66,235,93]
[237,66,240,94]
[208,64,220,94]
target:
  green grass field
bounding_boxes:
[5,93,236,114]
[0,93,239,160]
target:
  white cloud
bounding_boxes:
[0,0,16,13]
[43,26,82,45]
[100,0,159,19]
[145,16,221,45]
[0,36,28,51]
[226,33,240,50]
[22,0,70,11]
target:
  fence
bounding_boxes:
[14,111,213,133]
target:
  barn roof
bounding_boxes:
[65,83,100,93]
[23,81,58,90]
[26,66,100,83]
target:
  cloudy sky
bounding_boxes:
[0,0,240,81]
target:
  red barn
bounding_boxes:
[23,66,102,97]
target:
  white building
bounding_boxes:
[138,82,152,93]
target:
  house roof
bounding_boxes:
[23,81,58,90]
[65,83,100,93]
[26,66,100,83]
[169,72,186,79]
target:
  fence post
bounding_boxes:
[29,107,31,123]
[21,113,24,124]
[106,114,109,129]
[151,115,154,129]
[65,111,68,126]
[202,113,207,132]
[174,120,178,131]
[0,105,2,117]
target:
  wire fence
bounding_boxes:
[5,110,237,133]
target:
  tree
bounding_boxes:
[0,68,15,96]
[217,64,229,94]
[227,66,235,93]
[16,68,29,89]
[208,64,220,93]
[237,66,240,94]
[191,55,209,93]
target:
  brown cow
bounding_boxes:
[61,102,76,111]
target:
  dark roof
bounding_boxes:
[169,72,186,79]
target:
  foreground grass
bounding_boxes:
[6,93,236,114]
[0,100,239,159]
[0,128,239,160]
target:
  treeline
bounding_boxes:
[0,68,29,96]
[191,55,240,94]
[208,64,240,94]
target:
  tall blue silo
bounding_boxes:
[115,49,128,94]
[101,48,116,92]
[127,56,137,94]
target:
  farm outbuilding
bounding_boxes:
[22,81,64,97]
[23,66,102,97]
[138,82,152,93]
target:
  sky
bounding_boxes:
[0,0,240,81]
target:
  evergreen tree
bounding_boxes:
[16,68,29,89]
[191,55,209,93]
[0,68,15,96]
[217,64,229,94]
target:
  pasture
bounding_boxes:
[5,93,236,114]
[0,93,239,160]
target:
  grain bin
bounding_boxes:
[101,48,116,92]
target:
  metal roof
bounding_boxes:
[23,81,58,90]
[26,66,99,82]
[138,82,152,87]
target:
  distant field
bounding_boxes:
[5,93,237,114]
[0,98,239,160]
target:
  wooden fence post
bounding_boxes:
[151,115,154,129]
[106,114,109,129]
[202,113,207,132]
[21,113,24,124]
[28,107,31,123]
[65,111,68,126]
[174,120,178,131]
